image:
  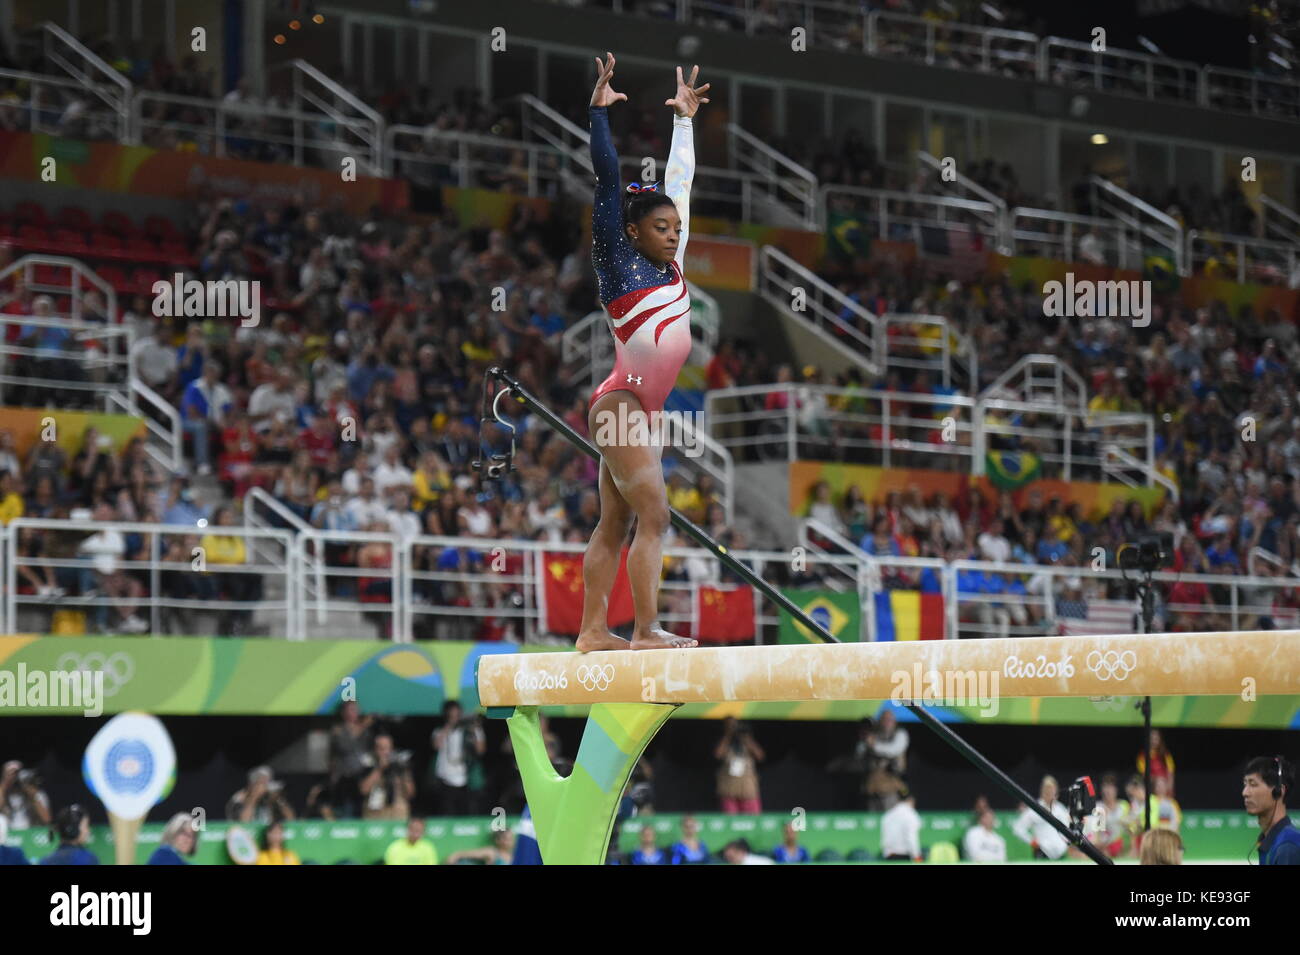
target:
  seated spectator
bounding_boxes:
[771,821,811,863]
[629,825,667,865]
[0,469,23,524]
[721,838,775,865]
[384,817,439,865]
[1138,828,1183,865]
[963,808,1007,862]
[77,503,148,633]
[881,790,922,861]
[0,814,29,865]
[446,829,514,865]
[255,820,301,865]
[148,813,199,865]
[201,505,261,636]
[669,815,710,865]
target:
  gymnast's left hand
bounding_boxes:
[665,65,710,118]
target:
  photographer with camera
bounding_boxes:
[226,766,296,824]
[1,760,51,830]
[329,700,375,817]
[360,733,416,820]
[430,701,486,816]
[714,717,764,814]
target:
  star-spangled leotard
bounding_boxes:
[587,105,695,415]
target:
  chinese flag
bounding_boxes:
[543,548,634,635]
[696,584,755,643]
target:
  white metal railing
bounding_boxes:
[1089,175,1185,275]
[880,313,977,391]
[6,518,298,640]
[385,124,567,197]
[1261,195,1300,245]
[244,486,321,625]
[866,11,1039,74]
[727,122,818,229]
[703,381,1155,480]
[8,514,1293,642]
[1203,65,1300,121]
[1249,546,1300,579]
[1185,229,1300,289]
[103,379,183,474]
[0,67,127,140]
[40,21,132,142]
[981,398,1151,483]
[705,383,978,468]
[1102,444,1176,497]
[982,355,1087,411]
[820,183,1002,245]
[916,150,1008,251]
[759,245,881,372]
[1040,36,1201,105]
[1010,207,1143,271]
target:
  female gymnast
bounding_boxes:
[576,53,710,653]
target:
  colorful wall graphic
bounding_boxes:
[790,461,1167,524]
[3,408,145,460]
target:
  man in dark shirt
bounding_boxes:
[1243,756,1300,865]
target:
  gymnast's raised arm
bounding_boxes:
[663,64,709,269]
[588,52,627,259]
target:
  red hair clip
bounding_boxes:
[625,181,659,194]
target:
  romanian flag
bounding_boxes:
[541,548,634,635]
[696,585,755,643]
[874,591,944,641]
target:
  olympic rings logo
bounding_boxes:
[576,664,615,692]
[55,651,135,697]
[1086,650,1137,682]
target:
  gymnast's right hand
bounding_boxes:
[590,52,628,108]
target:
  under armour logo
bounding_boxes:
[626,374,642,385]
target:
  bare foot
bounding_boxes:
[630,627,698,649]
[576,629,631,652]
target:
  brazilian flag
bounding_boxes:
[778,588,861,643]
[827,209,871,262]
[1143,252,1180,295]
[985,450,1041,491]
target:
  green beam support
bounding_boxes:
[503,703,677,865]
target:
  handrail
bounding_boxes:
[1186,228,1300,288]
[727,122,818,229]
[1261,195,1300,244]
[981,354,1087,410]
[916,150,1009,250]
[1249,546,1300,579]
[758,244,880,373]
[289,58,384,171]
[41,21,132,141]
[1102,444,1177,499]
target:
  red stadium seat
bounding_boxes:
[95,265,130,291]
[132,267,163,294]
[14,201,49,226]
[51,228,87,253]
[57,206,94,231]
[143,215,182,241]
[100,210,138,237]
[95,233,125,254]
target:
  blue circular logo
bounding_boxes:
[810,606,832,630]
[104,739,154,795]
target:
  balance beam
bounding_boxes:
[479,629,1299,864]
[479,629,1300,707]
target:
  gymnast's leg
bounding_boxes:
[586,390,698,651]
[576,456,635,652]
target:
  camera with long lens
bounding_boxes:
[1065,775,1097,834]
[1116,532,1174,574]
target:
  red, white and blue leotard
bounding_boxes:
[587,105,695,415]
